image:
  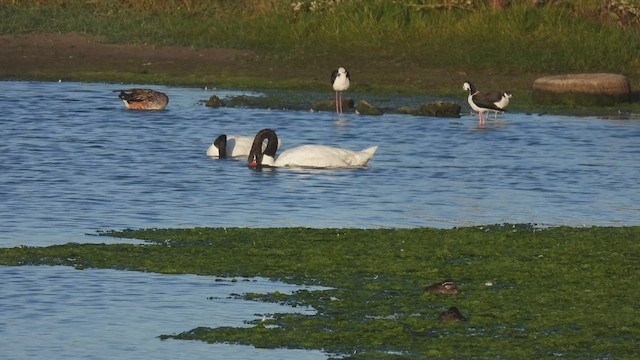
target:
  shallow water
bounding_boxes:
[1,80,640,359]
[0,265,327,360]
[1,81,639,248]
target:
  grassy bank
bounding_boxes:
[2,0,640,99]
[1,225,639,358]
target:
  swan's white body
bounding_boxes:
[248,129,376,169]
[207,135,281,158]
[206,135,252,158]
[260,144,378,168]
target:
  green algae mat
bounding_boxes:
[2,225,639,359]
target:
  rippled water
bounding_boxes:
[0,266,327,360]
[1,81,639,248]
[1,80,640,359]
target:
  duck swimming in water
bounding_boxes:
[115,88,169,110]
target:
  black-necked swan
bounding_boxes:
[114,89,169,110]
[207,134,281,158]
[331,67,350,114]
[462,81,506,125]
[247,129,377,169]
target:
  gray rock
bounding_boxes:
[533,73,631,106]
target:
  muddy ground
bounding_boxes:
[0,33,257,83]
[0,33,543,96]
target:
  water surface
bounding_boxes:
[0,265,326,360]
[1,80,640,360]
[1,81,639,248]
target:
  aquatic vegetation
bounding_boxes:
[1,225,639,358]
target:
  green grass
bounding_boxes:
[1,225,639,359]
[2,0,640,89]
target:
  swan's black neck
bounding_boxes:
[248,128,278,166]
[214,134,227,158]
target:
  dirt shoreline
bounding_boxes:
[2,33,638,116]
[0,33,256,83]
[0,33,536,94]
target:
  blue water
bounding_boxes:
[2,81,639,248]
[1,80,639,359]
[0,266,327,360]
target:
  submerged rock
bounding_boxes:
[356,100,383,116]
[417,101,461,118]
[311,99,354,112]
[396,102,460,117]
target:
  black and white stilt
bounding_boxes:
[331,67,350,114]
[462,81,506,126]
[485,91,512,119]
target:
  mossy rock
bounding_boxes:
[397,106,418,115]
[356,100,383,116]
[310,99,354,112]
[532,73,631,106]
[225,95,260,107]
[205,95,225,108]
[417,101,461,118]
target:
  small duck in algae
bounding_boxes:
[438,306,466,322]
[423,280,459,294]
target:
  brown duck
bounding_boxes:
[115,88,169,110]
[438,306,466,322]
[424,280,459,294]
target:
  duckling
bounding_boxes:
[438,306,466,322]
[424,280,459,294]
[115,88,169,110]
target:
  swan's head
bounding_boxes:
[213,134,227,158]
[248,128,279,168]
